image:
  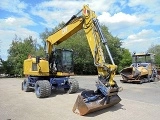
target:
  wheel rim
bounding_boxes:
[36,85,40,96]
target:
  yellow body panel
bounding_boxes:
[136,67,148,76]
[23,58,49,76]
[56,72,74,76]
[23,58,74,76]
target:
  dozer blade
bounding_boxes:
[72,90,121,116]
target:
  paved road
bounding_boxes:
[0,76,160,120]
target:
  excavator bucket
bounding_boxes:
[72,90,121,116]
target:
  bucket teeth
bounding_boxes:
[72,90,121,116]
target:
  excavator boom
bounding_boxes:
[46,5,121,115]
[46,5,117,86]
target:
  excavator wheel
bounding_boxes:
[151,77,155,82]
[149,74,156,82]
[67,78,79,94]
[35,80,51,98]
[22,79,33,92]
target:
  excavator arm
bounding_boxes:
[46,5,121,115]
[46,5,117,86]
[46,16,84,55]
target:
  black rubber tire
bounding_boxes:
[64,88,70,93]
[150,74,156,82]
[147,75,151,82]
[68,78,79,94]
[23,79,33,92]
[151,77,155,82]
[22,82,24,90]
[120,80,125,83]
[35,80,51,98]
[43,80,51,97]
[139,80,143,84]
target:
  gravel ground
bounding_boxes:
[0,75,160,120]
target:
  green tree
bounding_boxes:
[7,36,43,76]
[40,23,131,74]
[100,25,123,64]
[0,59,14,75]
[0,58,3,74]
[147,44,160,65]
[118,48,132,72]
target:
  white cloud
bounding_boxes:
[0,17,36,30]
[0,16,39,60]
[99,12,139,23]
[128,29,157,40]
[98,11,147,38]
[0,0,27,14]
[89,0,116,12]
[5,17,16,23]
[128,0,158,8]
[0,28,39,60]
[31,0,117,28]
[128,0,160,25]
[122,29,160,53]
[31,1,84,28]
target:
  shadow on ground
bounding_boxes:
[49,87,88,98]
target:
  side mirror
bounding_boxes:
[36,56,40,64]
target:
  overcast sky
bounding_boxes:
[0,0,160,60]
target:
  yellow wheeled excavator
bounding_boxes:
[22,5,122,115]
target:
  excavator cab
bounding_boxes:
[49,49,74,74]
